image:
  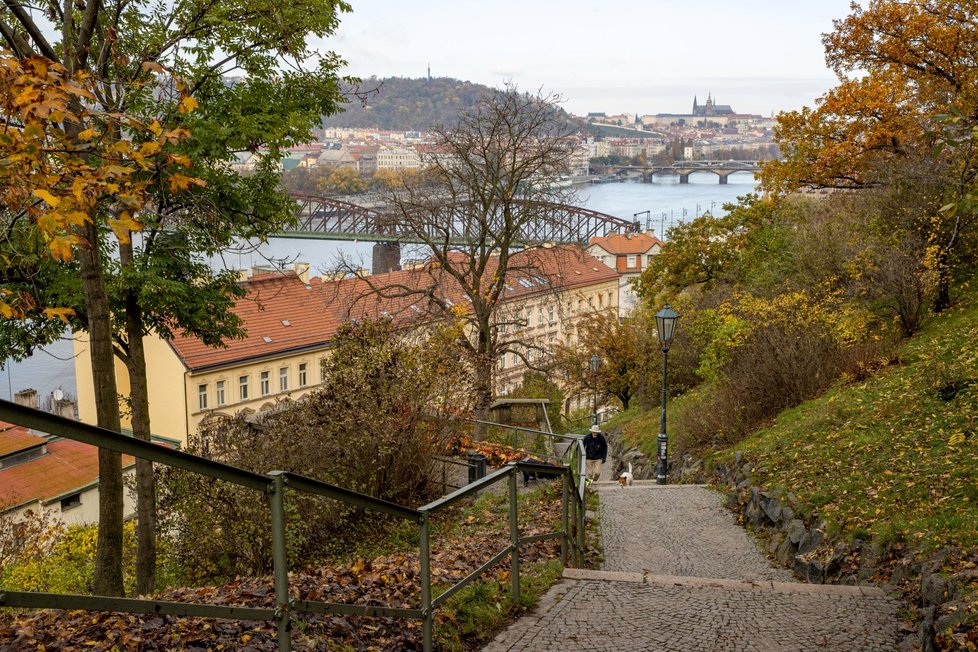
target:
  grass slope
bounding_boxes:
[727,291,977,553]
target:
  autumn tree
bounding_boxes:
[0,54,204,596]
[1,0,352,595]
[762,0,978,310]
[554,310,650,412]
[158,318,469,581]
[346,89,578,424]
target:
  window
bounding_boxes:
[608,292,614,306]
[216,380,226,406]
[260,371,270,396]
[548,305,555,323]
[588,297,593,309]
[60,493,81,511]
[598,294,604,308]
[320,358,327,382]
[299,363,307,387]
[198,384,208,410]
[626,255,637,268]
[537,306,544,326]
[239,375,249,400]
[500,353,507,369]
[279,367,288,392]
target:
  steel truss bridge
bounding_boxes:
[280,193,641,245]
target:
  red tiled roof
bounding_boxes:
[589,232,663,255]
[0,436,135,510]
[0,423,45,457]
[168,246,618,371]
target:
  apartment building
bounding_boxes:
[73,248,619,444]
[587,231,664,315]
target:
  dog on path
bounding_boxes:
[617,463,633,487]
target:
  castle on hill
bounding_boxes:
[691,93,734,117]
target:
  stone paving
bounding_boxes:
[482,482,903,652]
[598,484,794,581]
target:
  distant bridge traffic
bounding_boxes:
[280,193,642,245]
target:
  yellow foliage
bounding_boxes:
[0,50,203,321]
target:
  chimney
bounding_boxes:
[292,262,311,284]
[14,388,39,409]
[54,398,77,420]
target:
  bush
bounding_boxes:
[158,319,470,583]
[674,291,892,451]
[0,521,171,596]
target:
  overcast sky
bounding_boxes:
[325,1,859,117]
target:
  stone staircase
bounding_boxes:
[483,483,903,651]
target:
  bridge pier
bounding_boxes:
[679,174,690,184]
[719,175,728,184]
[372,242,401,275]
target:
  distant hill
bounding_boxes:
[326,76,585,132]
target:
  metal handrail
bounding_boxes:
[0,400,588,652]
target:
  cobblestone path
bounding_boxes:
[483,482,903,652]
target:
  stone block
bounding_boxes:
[797,528,823,555]
[786,519,807,545]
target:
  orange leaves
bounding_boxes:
[168,172,206,192]
[1,50,204,320]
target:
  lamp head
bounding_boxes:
[655,304,680,345]
[589,354,600,374]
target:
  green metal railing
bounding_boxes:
[0,400,588,651]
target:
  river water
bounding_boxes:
[4,171,757,401]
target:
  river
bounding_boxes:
[3,171,758,402]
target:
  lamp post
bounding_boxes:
[589,354,600,426]
[655,304,680,485]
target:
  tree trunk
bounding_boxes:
[471,354,494,440]
[78,220,125,597]
[933,266,951,313]
[120,243,157,596]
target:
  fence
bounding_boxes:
[0,400,588,651]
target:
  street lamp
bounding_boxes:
[589,354,601,426]
[655,304,680,484]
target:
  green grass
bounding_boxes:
[434,559,564,651]
[724,292,978,553]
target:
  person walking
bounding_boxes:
[583,424,608,481]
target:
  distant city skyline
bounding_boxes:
[324,1,858,117]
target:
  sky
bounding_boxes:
[325,0,860,117]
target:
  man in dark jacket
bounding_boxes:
[583,424,608,481]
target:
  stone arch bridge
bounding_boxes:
[613,160,761,184]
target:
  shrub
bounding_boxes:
[158,319,470,583]
[0,521,168,595]
[674,291,892,451]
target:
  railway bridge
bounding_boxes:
[280,194,642,273]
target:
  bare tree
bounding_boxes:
[347,88,579,425]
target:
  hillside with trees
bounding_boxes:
[329,76,586,132]
[328,77,504,130]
